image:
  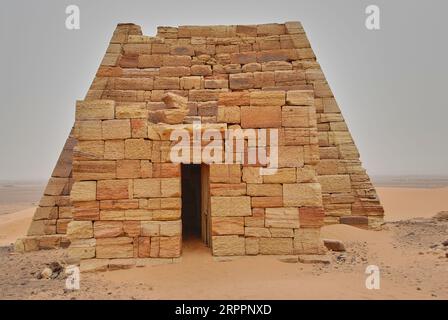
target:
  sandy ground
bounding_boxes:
[0,184,446,300]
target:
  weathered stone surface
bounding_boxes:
[241,106,281,128]
[210,183,246,196]
[212,235,245,256]
[73,160,116,180]
[259,238,293,255]
[283,183,323,207]
[262,168,296,183]
[250,91,285,106]
[286,90,314,106]
[211,196,251,217]
[96,244,134,259]
[133,178,161,198]
[247,184,282,197]
[265,207,300,228]
[76,100,115,120]
[251,196,283,208]
[116,103,148,119]
[218,92,250,106]
[159,236,181,257]
[317,175,351,193]
[102,120,131,140]
[94,221,123,238]
[75,120,102,140]
[104,140,125,159]
[66,221,93,240]
[125,139,152,159]
[212,217,244,235]
[97,179,130,200]
[70,181,96,202]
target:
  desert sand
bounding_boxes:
[0,183,446,299]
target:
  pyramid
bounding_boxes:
[16,22,383,270]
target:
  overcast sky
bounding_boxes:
[1,0,447,180]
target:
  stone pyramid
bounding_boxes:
[16,22,383,270]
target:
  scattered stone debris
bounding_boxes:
[434,211,448,221]
[39,267,53,280]
[323,239,346,252]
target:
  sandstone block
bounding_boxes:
[96,244,134,259]
[74,140,104,160]
[212,217,244,235]
[97,179,130,200]
[294,228,320,254]
[75,120,102,140]
[251,196,283,208]
[241,106,281,128]
[159,236,181,257]
[133,178,161,198]
[211,196,251,217]
[247,184,282,197]
[191,65,212,76]
[245,238,259,255]
[250,91,285,106]
[153,77,180,90]
[218,92,250,106]
[265,207,300,228]
[286,90,314,106]
[212,235,245,256]
[76,100,115,120]
[70,181,97,202]
[317,175,351,193]
[229,73,254,90]
[116,103,148,119]
[125,139,152,159]
[117,160,141,179]
[262,168,296,183]
[66,221,93,240]
[138,237,151,258]
[180,76,202,90]
[161,178,181,197]
[73,201,100,220]
[141,221,160,236]
[160,220,182,236]
[278,146,304,167]
[283,183,323,207]
[259,238,293,255]
[282,106,315,128]
[299,207,325,228]
[94,221,123,238]
[245,227,271,237]
[210,164,241,183]
[102,120,131,140]
[217,106,240,123]
[210,183,246,196]
[33,207,58,220]
[73,160,116,180]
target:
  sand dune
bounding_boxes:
[377,187,448,221]
[0,207,34,246]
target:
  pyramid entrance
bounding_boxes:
[181,164,211,248]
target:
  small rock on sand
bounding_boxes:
[323,239,346,252]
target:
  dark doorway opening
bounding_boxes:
[181,164,211,246]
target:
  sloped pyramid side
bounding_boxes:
[15,24,142,252]
[280,23,384,228]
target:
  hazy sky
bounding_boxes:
[1,0,447,180]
